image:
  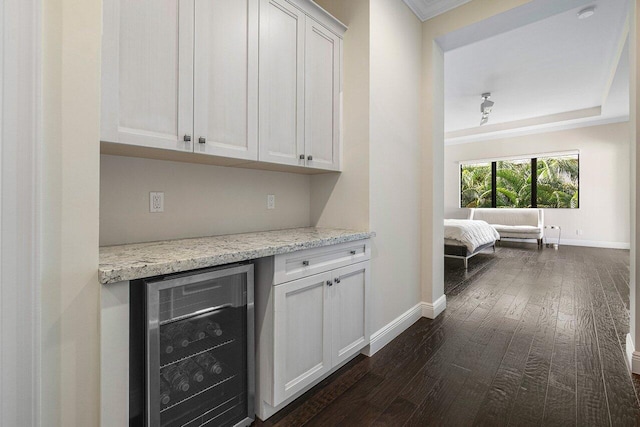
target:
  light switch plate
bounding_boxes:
[150,192,164,213]
[267,194,275,210]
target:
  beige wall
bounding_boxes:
[420,0,531,305]
[369,0,422,331]
[100,155,312,246]
[42,0,101,425]
[445,122,631,247]
[311,0,370,231]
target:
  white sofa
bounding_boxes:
[468,208,544,247]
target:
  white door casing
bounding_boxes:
[1,0,41,425]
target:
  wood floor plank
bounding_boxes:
[403,363,471,427]
[370,397,416,427]
[542,384,576,426]
[260,246,638,427]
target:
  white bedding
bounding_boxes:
[444,219,500,252]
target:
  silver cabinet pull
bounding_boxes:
[299,154,305,160]
[350,250,356,255]
[183,134,192,142]
[326,280,332,287]
[307,155,313,161]
[334,278,341,284]
[198,137,206,144]
[302,260,309,266]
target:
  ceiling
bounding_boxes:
[439,0,630,144]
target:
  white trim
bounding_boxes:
[101,281,131,427]
[499,237,630,250]
[1,0,42,425]
[626,333,638,373]
[458,150,580,166]
[445,115,629,146]
[559,239,630,250]
[362,302,423,357]
[421,295,447,319]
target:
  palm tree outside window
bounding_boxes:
[460,154,579,209]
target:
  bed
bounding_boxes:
[444,219,500,269]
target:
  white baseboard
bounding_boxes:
[627,334,640,374]
[500,238,629,250]
[362,302,423,356]
[559,239,630,250]
[362,295,448,357]
[422,295,447,319]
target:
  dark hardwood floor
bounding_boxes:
[255,243,640,426]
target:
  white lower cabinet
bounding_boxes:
[255,241,370,421]
[273,271,332,404]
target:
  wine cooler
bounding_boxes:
[140,263,254,427]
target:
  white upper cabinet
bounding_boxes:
[102,0,344,171]
[193,0,258,160]
[258,0,305,167]
[101,0,194,152]
[258,0,344,171]
[305,18,341,171]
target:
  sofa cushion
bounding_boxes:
[492,224,543,239]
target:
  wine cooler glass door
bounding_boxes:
[146,264,254,427]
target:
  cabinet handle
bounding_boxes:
[350,250,356,255]
[326,280,332,287]
[299,154,305,160]
[183,134,192,142]
[307,155,313,161]
[334,278,341,284]
[198,137,206,144]
[302,260,309,266]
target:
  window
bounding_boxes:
[460,162,492,208]
[536,155,579,208]
[496,159,532,208]
[460,153,579,209]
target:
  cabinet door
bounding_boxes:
[101,0,194,152]
[304,19,341,171]
[331,261,369,366]
[273,272,332,405]
[258,0,305,167]
[193,0,258,160]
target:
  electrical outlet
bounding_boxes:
[267,194,275,210]
[150,192,164,213]
[576,229,583,236]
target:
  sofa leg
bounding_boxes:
[538,238,542,248]
[464,258,468,269]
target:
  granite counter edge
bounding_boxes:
[99,232,374,285]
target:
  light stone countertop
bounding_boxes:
[99,227,374,284]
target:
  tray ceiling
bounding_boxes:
[441,0,630,143]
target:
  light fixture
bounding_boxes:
[577,6,596,20]
[480,92,494,126]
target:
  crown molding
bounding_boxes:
[402,0,472,22]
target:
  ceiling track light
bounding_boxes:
[480,92,494,126]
